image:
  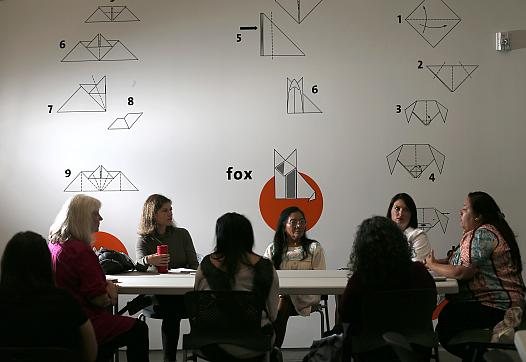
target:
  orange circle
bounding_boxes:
[92,231,128,255]
[259,173,323,231]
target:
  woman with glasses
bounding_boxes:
[387,193,431,262]
[264,206,326,348]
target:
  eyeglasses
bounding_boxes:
[287,219,306,227]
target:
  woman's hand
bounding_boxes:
[106,281,118,305]
[147,253,170,267]
[424,250,437,268]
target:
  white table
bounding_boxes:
[109,269,458,295]
[515,330,526,361]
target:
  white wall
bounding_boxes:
[1,0,526,348]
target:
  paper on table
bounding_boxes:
[169,268,196,274]
[429,270,447,281]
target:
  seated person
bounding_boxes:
[135,194,199,362]
[387,192,431,262]
[194,212,279,360]
[263,206,326,348]
[340,216,436,362]
[426,191,525,360]
[0,231,97,362]
[49,194,149,362]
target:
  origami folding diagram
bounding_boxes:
[57,76,106,113]
[108,112,143,130]
[61,33,138,62]
[260,13,305,57]
[387,144,445,178]
[275,0,324,24]
[427,62,479,92]
[274,149,315,200]
[64,165,138,192]
[287,78,322,114]
[85,6,140,23]
[417,207,449,233]
[405,100,447,125]
[405,0,461,48]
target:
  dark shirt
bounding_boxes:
[0,287,87,351]
[340,262,436,326]
[136,227,198,271]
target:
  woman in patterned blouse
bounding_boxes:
[426,191,525,360]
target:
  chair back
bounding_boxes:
[185,290,262,335]
[183,290,273,360]
[0,346,79,362]
[351,288,437,353]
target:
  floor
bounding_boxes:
[119,348,465,361]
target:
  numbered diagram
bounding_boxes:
[61,33,138,62]
[405,100,447,125]
[274,149,316,200]
[287,78,322,114]
[405,0,461,48]
[387,144,445,178]
[275,0,324,24]
[260,13,305,58]
[57,76,106,113]
[108,112,143,130]
[65,165,138,192]
[417,207,449,233]
[85,6,140,23]
[427,62,479,92]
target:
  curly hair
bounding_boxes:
[270,206,314,269]
[349,216,412,287]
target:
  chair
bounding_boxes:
[0,346,79,362]
[348,288,439,361]
[445,305,526,362]
[182,290,273,362]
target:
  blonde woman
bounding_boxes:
[49,194,149,362]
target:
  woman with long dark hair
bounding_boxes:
[194,212,279,359]
[426,191,525,360]
[386,192,431,262]
[264,206,326,348]
[0,231,97,361]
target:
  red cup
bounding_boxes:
[157,245,168,273]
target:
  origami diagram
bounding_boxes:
[61,33,138,62]
[417,207,449,233]
[274,149,315,200]
[387,144,445,178]
[287,78,322,114]
[427,62,479,92]
[64,165,138,192]
[108,112,143,130]
[275,0,324,24]
[57,76,106,113]
[405,100,447,125]
[405,0,461,48]
[85,6,140,23]
[260,13,305,57]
